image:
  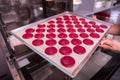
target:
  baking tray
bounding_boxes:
[11,11,112,78]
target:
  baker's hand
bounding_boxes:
[99,38,120,53]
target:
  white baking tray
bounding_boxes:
[11,11,112,78]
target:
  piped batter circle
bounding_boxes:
[56,21,63,24]
[66,24,73,28]
[37,24,45,28]
[57,28,66,33]
[59,46,72,55]
[45,47,57,55]
[56,18,62,20]
[73,21,80,24]
[59,39,69,45]
[79,18,85,21]
[100,25,108,28]
[73,46,86,54]
[46,39,57,46]
[96,28,104,33]
[89,21,96,25]
[22,33,33,39]
[47,29,55,33]
[84,25,91,28]
[65,21,72,24]
[90,33,100,38]
[81,21,88,25]
[25,28,35,33]
[58,33,67,38]
[36,29,45,33]
[83,39,94,45]
[92,25,99,28]
[78,29,85,32]
[80,33,89,38]
[57,24,64,28]
[71,39,82,45]
[32,39,44,46]
[70,15,76,18]
[67,28,76,33]
[75,25,82,28]
[48,25,55,28]
[35,33,44,38]
[87,28,95,32]
[69,33,78,38]
[46,33,56,38]
[61,56,75,67]
[48,21,55,24]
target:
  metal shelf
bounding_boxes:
[73,0,120,16]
